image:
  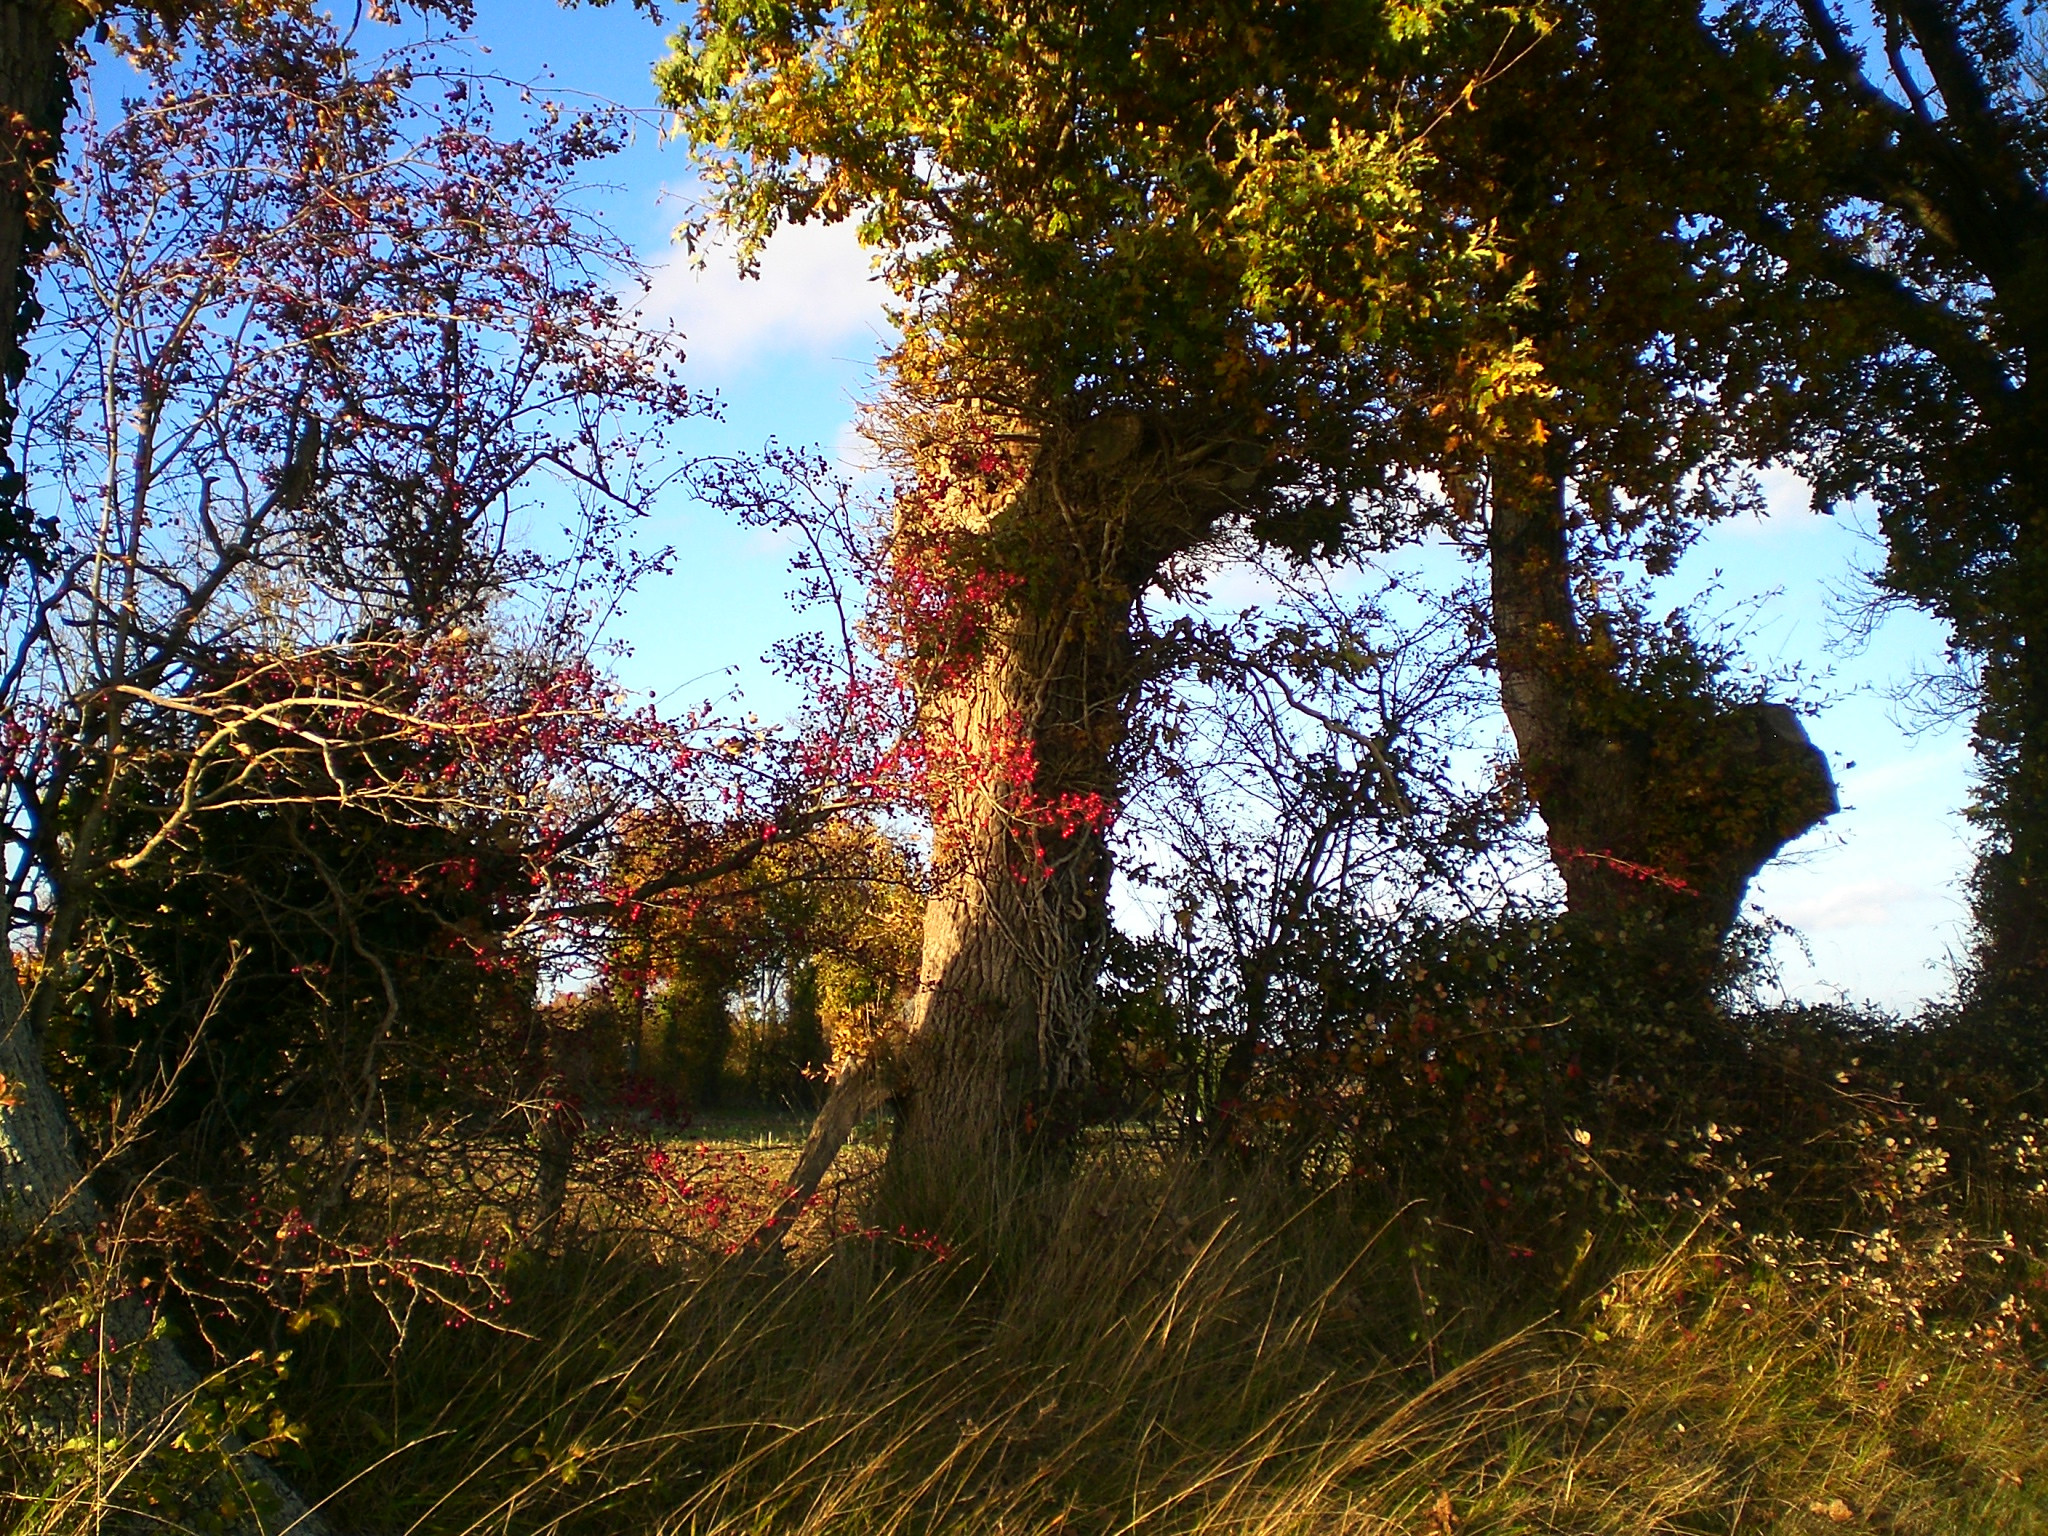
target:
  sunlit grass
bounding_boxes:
[217,1146,2048,1535]
[8,1124,2046,1535]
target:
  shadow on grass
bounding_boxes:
[239,1149,2048,1536]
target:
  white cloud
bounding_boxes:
[1705,464,1818,542]
[1755,464,1815,519]
[1773,878,1938,933]
[1846,739,1973,800]
[637,219,894,376]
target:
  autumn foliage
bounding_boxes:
[2,3,2048,1532]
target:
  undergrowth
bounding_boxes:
[9,1146,2045,1534]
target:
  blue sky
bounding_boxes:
[452,0,1977,1008]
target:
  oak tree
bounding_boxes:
[1625,0,2048,1020]
[665,0,1535,1203]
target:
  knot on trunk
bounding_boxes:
[1545,693,1838,950]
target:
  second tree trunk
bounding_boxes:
[1488,445,1838,975]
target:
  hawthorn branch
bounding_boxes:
[548,806,838,921]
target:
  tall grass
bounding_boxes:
[8,1144,2048,1534]
[157,1156,2047,1534]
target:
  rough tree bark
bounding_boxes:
[882,566,1121,1196]
[0,0,72,450]
[1487,443,1838,971]
[0,949,88,1231]
[763,408,1260,1237]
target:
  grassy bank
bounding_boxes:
[12,1133,2038,1536]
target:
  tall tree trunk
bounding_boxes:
[1488,443,1838,974]
[885,525,1129,1194]
[0,947,91,1233]
[0,0,72,492]
[760,408,1258,1237]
